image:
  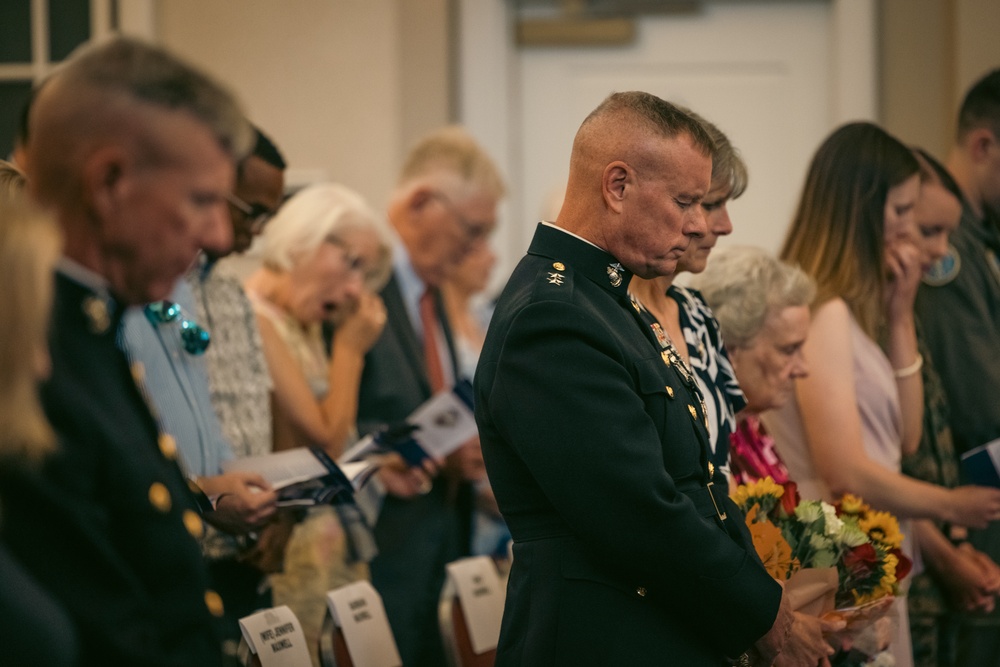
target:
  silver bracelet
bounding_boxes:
[893,353,923,379]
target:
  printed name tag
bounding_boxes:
[326,581,402,667]
[238,605,312,666]
[446,556,505,654]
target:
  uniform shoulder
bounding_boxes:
[504,255,578,305]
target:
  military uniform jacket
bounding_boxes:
[0,273,223,667]
[475,224,781,666]
[915,203,1000,455]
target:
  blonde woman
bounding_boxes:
[0,160,76,665]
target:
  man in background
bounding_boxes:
[187,126,288,644]
[0,37,251,666]
[916,68,1000,666]
[356,126,505,666]
[119,126,287,654]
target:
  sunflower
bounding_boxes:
[732,477,784,509]
[859,511,904,549]
[837,493,869,516]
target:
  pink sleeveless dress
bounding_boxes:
[764,309,915,667]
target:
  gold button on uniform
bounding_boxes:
[204,590,225,617]
[552,261,565,271]
[130,362,145,384]
[158,433,177,460]
[665,386,674,398]
[183,510,204,539]
[661,351,671,366]
[708,462,715,478]
[148,482,171,513]
[636,586,647,597]
[688,405,698,420]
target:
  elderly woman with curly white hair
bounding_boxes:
[688,246,815,485]
[245,182,416,664]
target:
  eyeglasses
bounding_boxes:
[226,192,274,234]
[325,237,368,277]
[430,191,493,243]
[144,301,211,355]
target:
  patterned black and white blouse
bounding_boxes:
[668,285,747,491]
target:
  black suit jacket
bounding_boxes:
[0,273,222,667]
[356,271,471,667]
[475,224,781,666]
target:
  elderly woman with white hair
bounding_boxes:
[247,182,392,455]
[688,246,814,485]
[245,182,397,664]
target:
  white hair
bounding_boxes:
[689,246,815,349]
[257,182,393,288]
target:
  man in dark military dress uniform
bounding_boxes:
[0,38,252,666]
[474,92,793,666]
[915,69,1000,667]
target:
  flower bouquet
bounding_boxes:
[732,478,912,665]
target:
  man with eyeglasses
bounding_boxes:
[355,125,505,667]
[1,37,253,666]
[120,126,287,654]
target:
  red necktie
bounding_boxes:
[420,288,446,393]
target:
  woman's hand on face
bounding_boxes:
[884,240,922,322]
[336,290,387,354]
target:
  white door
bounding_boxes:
[458,0,877,285]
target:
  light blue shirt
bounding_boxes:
[392,244,428,339]
[120,280,234,478]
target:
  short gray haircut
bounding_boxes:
[258,182,394,290]
[689,246,815,349]
[398,125,506,199]
[29,37,252,208]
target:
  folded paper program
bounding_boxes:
[340,379,477,467]
[223,447,377,508]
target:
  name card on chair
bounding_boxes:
[239,605,312,667]
[446,556,505,654]
[326,581,402,667]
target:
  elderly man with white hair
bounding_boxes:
[355,125,505,667]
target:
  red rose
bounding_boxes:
[843,543,878,576]
[891,548,913,581]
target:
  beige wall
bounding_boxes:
[881,0,1000,160]
[155,0,452,210]
[152,0,1000,221]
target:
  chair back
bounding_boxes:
[439,556,505,667]
[321,580,402,667]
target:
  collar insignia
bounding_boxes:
[82,296,111,334]
[607,262,624,288]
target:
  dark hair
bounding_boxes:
[251,126,286,170]
[913,147,963,203]
[957,69,1000,140]
[780,122,919,339]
